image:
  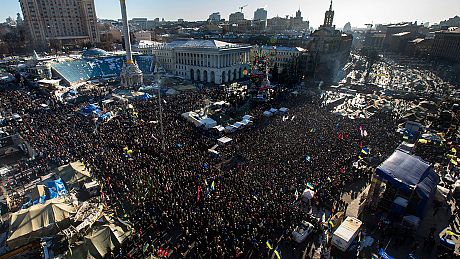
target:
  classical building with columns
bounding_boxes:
[152,40,251,84]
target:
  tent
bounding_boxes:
[376,150,439,217]
[47,178,68,198]
[7,198,76,249]
[70,217,132,259]
[55,161,91,188]
[30,185,46,201]
[79,104,101,116]
[302,188,315,202]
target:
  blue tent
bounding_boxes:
[98,112,112,121]
[47,178,68,199]
[376,150,439,217]
[137,93,152,101]
[80,104,101,116]
[378,248,394,259]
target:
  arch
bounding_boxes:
[221,71,226,83]
[233,69,237,81]
[203,70,208,83]
[190,68,195,81]
[196,69,201,81]
[211,71,215,84]
[228,70,232,82]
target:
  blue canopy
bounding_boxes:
[376,150,438,200]
[137,93,152,101]
[47,178,68,199]
[98,112,112,121]
[80,104,101,116]
[378,248,394,259]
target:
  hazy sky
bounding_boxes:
[3,0,460,28]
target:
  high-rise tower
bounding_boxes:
[119,0,143,88]
[323,0,335,28]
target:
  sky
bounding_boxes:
[2,0,460,28]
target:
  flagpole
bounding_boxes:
[155,62,166,151]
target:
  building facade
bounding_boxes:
[254,8,268,22]
[253,45,306,73]
[431,28,460,62]
[208,13,221,23]
[152,40,251,84]
[19,0,99,48]
[229,12,244,24]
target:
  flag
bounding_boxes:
[328,220,335,228]
[452,147,457,154]
[451,158,458,166]
[361,147,370,155]
[446,230,460,237]
[274,249,281,259]
[418,139,428,144]
[143,243,150,253]
[321,212,326,223]
[307,182,315,190]
[211,181,215,191]
[266,240,273,250]
[123,146,129,153]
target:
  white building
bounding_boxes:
[254,45,306,73]
[134,31,152,42]
[152,40,251,84]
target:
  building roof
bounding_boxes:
[260,45,305,52]
[82,48,108,57]
[167,39,244,49]
[393,31,412,37]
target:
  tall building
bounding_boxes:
[119,0,143,88]
[323,0,334,28]
[254,8,268,21]
[209,12,221,23]
[229,12,244,24]
[19,0,99,48]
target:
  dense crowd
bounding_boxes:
[0,84,401,258]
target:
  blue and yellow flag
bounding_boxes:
[266,240,273,250]
[274,249,281,259]
[306,182,315,190]
[211,181,215,191]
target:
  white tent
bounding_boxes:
[218,136,233,145]
[7,198,76,249]
[302,188,315,202]
[263,111,273,117]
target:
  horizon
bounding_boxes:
[1,0,459,29]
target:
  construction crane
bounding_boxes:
[239,5,248,13]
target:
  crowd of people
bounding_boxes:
[0,83,402,258]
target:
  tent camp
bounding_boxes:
[55,161,91,188]
[7,198,76,249]
[375,150,439,217]
[69,217,132,259]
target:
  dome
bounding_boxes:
[82,48,108,57]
